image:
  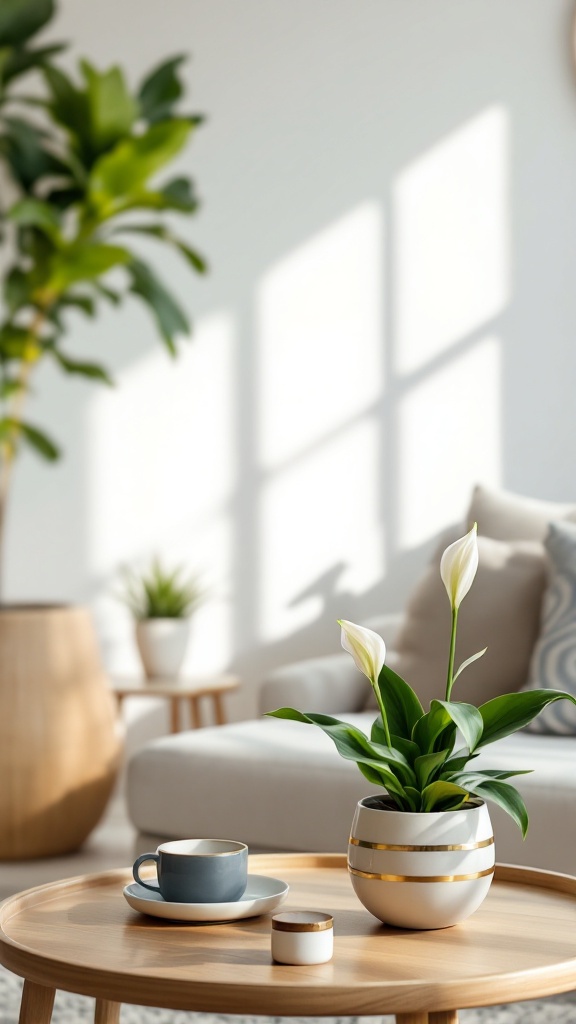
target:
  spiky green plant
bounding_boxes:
[121,560,204,621]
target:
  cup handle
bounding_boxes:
[133,852,161,892]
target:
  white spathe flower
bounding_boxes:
[440,523,479,610]
[338,619,386,685]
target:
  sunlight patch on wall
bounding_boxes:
[259,419,384,643]
[258,202,383,470]
[87,312,235,672]
[394,107,510,375]
[256,203,385,641]
[397,336,501,549]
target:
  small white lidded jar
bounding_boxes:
[271,911,334,965]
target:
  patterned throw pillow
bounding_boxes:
[523,519,576,734]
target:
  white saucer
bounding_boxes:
[123,874,289,922]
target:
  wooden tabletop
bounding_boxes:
[1,854,576,1018]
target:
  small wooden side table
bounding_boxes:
[111,674,240,733]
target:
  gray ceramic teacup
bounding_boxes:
[132,838,248,903]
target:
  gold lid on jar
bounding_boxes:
[272,911,333,933]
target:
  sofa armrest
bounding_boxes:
[259,652,370,715]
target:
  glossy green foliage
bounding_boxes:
[267,682,576,836]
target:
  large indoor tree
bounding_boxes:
[0,0,206,582]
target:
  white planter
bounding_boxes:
[135,618,191,678]
[348,795,495,930]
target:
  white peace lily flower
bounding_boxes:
[440,523,479,610]
[338,619,386,685]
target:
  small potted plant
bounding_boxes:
[268,525,576,929]
[122,559,205,678]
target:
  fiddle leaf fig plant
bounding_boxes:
[267,525,576,837]
[0,0,207,578]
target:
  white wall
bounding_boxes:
[5,0,576,717]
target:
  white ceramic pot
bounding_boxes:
[348,795,495,930]
[135,618,191,678]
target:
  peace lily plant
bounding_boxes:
[268,525,576,837]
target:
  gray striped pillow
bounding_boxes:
[524,519,576,734]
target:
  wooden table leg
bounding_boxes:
[170,697,180,733]
[94,999,122,1023]
[18,980,55,1024]
[213,691,226,725]
[395,1014,459,1024]
[189,695,202,729]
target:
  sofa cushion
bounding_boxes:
[126,713,576,873]
[127,713,380,854]
[466,483,576,541]
[523,520,576,734]
[387,535,547,710]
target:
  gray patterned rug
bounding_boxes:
[2,968,576,1023]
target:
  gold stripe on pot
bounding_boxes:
[348,835,495,852]
[348,864,495,883]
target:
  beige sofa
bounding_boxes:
[126,486,576,874]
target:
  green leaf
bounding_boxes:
[265,708,412,797]
[42,65,91,159]
[0,117,72,191]
[442,747,479,774]
[0,324,38,359]
[44,186,84,211]
[420,781,470,813]
[8,197,62,241]
[128,258,189,353]
[51,350,113,385]
[4,267,30,314]
[47,242,130,291]
[448,769,532,784]
[0,0,54,48]
[157,176,198,211]
[138,54,186,123]
[412,702,454,755]
[414,749,450,790]
[0,42,65,86]
[112,223,207,274]
[403,787,422,812]
[102,177,199,216]
[0,378,24,399]
[93,281,121,305]
[433,700,484,754]
[477,690,576,748]
[89,119,192,207]
[355,763,408,809]
[452,647,488,686]
[455,777,530,838]
[376,661,424,741]
[80,59,137,153]
[371,718,420,763]
[0,418,60,460]
[55,293,96,318]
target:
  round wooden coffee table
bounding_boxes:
[1,854,576,1024]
